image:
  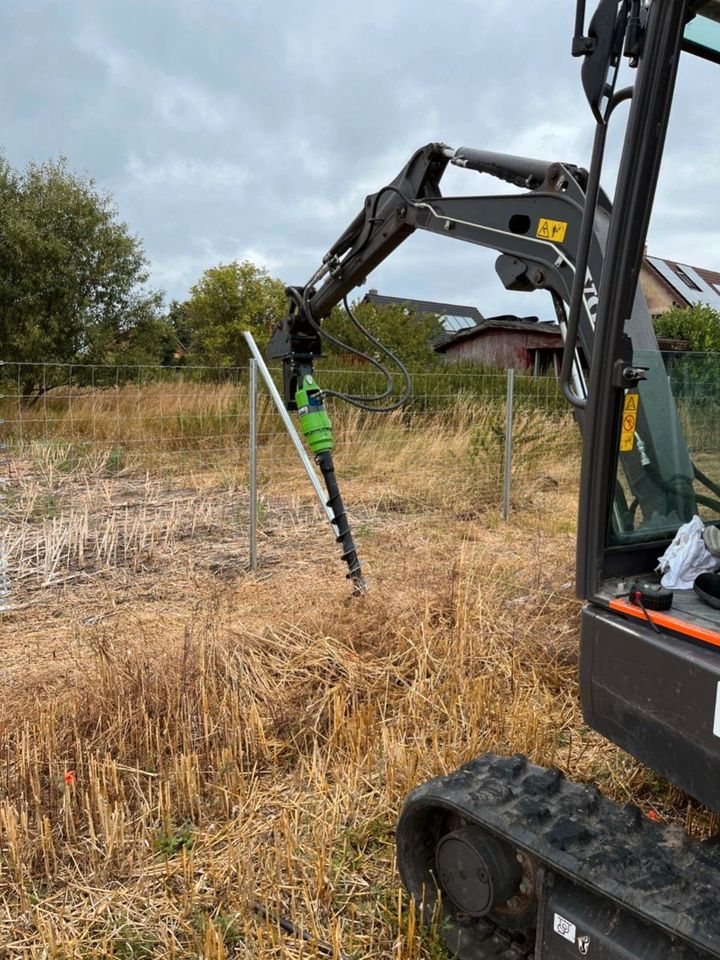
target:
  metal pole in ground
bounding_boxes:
[503,367,514,521]
[248,357,258,571]
[0,360,12,612]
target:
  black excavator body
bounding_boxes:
[271,0,720,955]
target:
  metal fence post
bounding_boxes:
[0,359,12,611]
[248,357,258,571]
[503,367,514,521]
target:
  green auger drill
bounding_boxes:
[295,375,365,593]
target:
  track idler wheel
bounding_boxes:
[435,826,522,918]
[397,803,537,958]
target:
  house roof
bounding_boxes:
[361,289,559,349]
[362,291,484,332]
[644,256,720,311]
[434,315,561,352]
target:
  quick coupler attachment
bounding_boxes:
[295,376,366,594]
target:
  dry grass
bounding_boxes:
[0,385,709,958]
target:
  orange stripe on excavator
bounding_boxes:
[609,597,720,649]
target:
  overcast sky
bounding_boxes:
[1,0,718,319]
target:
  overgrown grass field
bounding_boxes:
[0,378,714,958]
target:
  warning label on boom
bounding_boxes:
[536,217,568,243]
[620,392,640,452]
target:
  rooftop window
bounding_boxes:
[671,265,702,292]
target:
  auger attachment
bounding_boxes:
[295,375,365,594]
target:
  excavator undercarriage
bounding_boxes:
[398,753,720,959]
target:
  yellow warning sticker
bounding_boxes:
[619,393,640,452]
[536,217,568,244]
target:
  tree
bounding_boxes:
[654,304,720,403]
[322,299,444,368]
[165,300,193,358]
[0,156,162,393]
[654,304,720,352]
[107,300,192,369]
[104,313,179,369]
[183,261,286,366]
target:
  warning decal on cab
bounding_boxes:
[620,392,639,452]
[536,217,568,243]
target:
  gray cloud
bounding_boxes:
[1,0,717,319]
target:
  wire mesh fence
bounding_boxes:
[0,360,581,607]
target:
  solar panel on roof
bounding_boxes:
[649,257,720,310]
[439,314,477,332]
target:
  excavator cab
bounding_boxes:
[576,0,720,816]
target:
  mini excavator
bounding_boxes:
[268,2,720,956]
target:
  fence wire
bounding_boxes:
[0,361,580,606]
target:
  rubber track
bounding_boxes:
[446,919,534,959]
[397,754,720,958]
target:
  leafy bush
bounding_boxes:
[654,304,720,352]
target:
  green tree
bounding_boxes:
[107,300,192,369]
[166,300,193,358]
[0,155,162,393]
[183,261,286,366]
[104,314,179,369]
[655,304,720,404]
[654,304,720,352]
[322,299,444,368]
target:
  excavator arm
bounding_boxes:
[267,143,597,408]
[268,138,694,533]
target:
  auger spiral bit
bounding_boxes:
[295,375,366,594]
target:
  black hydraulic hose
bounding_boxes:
[340,293,396,402]
[292,285,412,412]
[252,901,347,959]
[320,296,412,412]
[315,449,365,593]
[289,286,390,391]
[369,183,418,223]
